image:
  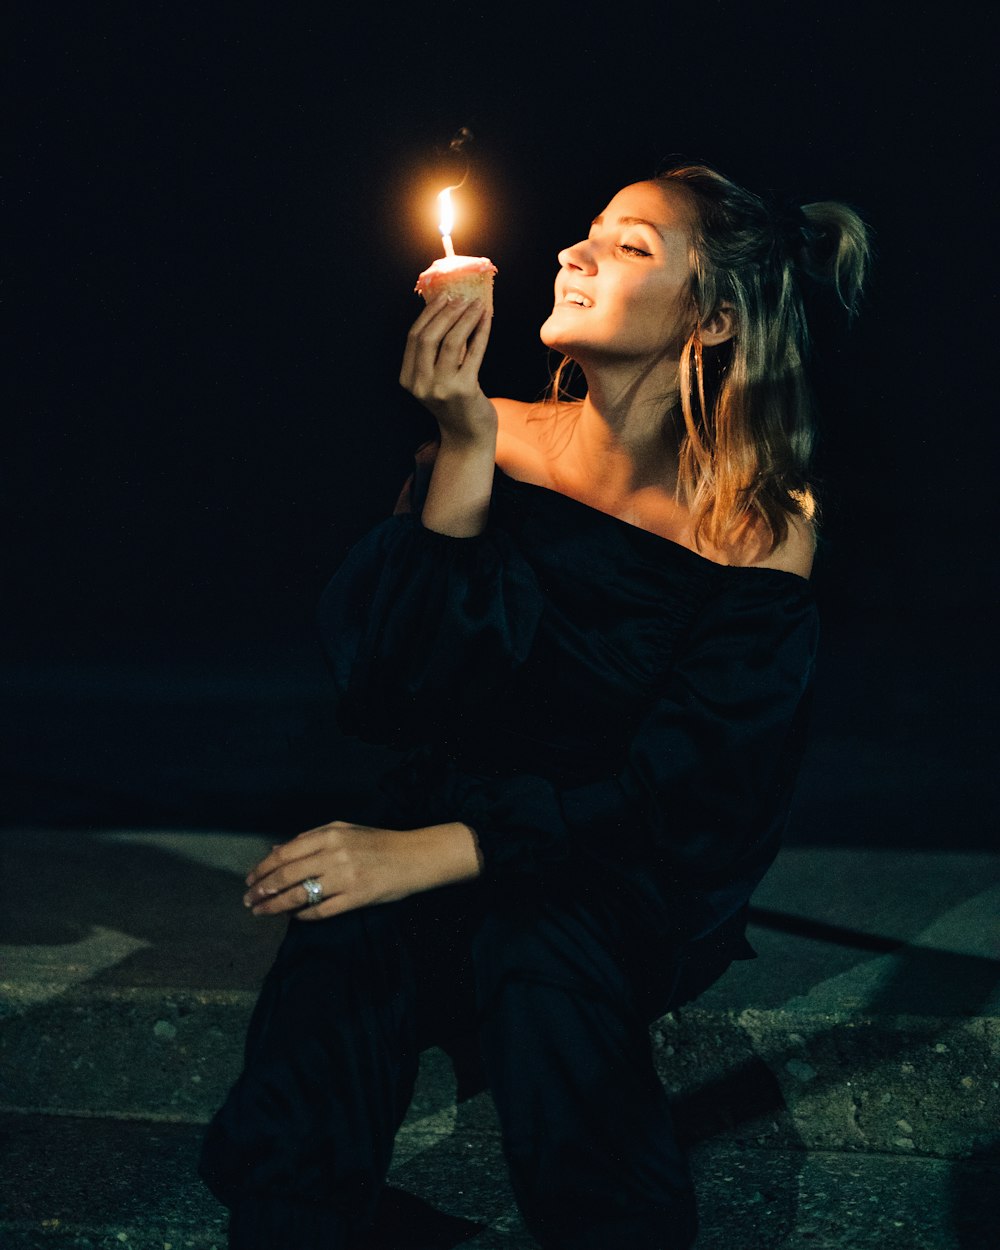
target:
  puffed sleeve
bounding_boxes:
[438,572,819,929]
[317,451,544,748]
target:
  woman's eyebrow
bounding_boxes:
[590,214,667,240]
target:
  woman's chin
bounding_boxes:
[539,313,577,351]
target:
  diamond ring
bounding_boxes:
[302,877,323,907]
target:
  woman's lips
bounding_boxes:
[559,288,593,308]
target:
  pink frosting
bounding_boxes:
[415,255,497,297]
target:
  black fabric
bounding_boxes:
[201,440,819,1248]
[320,445,819,943]
[201,881,720,1250]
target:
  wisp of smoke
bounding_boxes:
[449,126,474,154]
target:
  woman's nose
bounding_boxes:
[558,239,597,273]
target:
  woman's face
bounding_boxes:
[540,181,696,366]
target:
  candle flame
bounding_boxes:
[437,186,457,238]
[437,185,459,257]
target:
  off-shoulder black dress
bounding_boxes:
[200,440,819,1250]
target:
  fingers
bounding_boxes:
[244,826,334,890]
[410,292,482,343]
[400,295,487,394]
[400,295,453,385]
[460,301,493,375]
[406,297,481,378]
[243,850,331,916]
[294,892,358,922]
[244,844,306,890]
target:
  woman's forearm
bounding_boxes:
[420,417,497,537]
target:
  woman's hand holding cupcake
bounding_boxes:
[399,292,496,446]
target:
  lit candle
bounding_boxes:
[438,186,457,259]
[415,184,497,311]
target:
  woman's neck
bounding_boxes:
[555,363,682,501]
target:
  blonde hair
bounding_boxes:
[548,162,872,553]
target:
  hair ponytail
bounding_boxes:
[798,201,872,318]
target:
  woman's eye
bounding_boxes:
[617,243,651,257]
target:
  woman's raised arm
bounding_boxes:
[399,292,497,537]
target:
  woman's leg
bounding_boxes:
[470,882,699,1250]
[199,884,481,1250]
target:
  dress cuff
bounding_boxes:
[447,772,569,880]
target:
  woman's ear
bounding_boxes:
[700,303,735,346]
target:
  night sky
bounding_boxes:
[6,3,996,834]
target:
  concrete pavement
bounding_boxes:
[2,827,998,1248]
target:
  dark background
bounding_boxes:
[5,2,996,843]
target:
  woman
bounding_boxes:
[200,162,870,1249]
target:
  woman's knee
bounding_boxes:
[470,892,637,1011]
[240,903,415,1073]
[272,901,400,971]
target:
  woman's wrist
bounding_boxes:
[403,822,484,890]
[421,422,497,537]
[432,392,498,449]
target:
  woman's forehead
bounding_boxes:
[597,181,693,232]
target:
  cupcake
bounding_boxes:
[415,255,497,313]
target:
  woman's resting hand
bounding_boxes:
[399,293,497,445]
[242,820,483,921]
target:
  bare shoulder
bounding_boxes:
[489,396,549,433]
[489,397,563,485]
[743,514,816,580]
